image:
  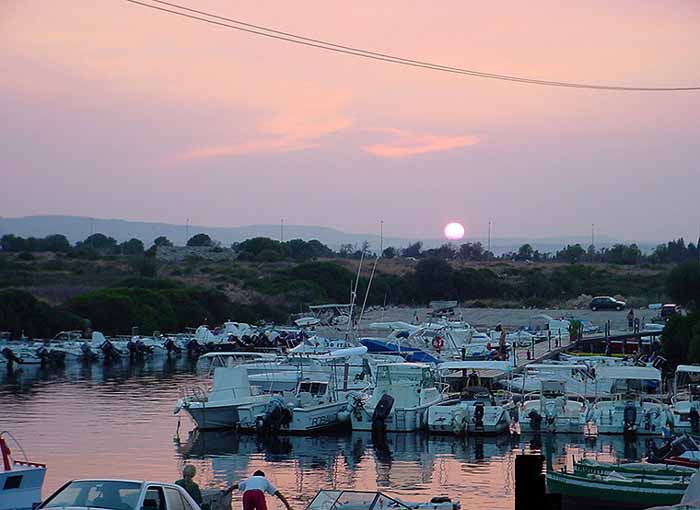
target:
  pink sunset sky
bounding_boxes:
[2,1,699,241]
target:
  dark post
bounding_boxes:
[548,330,552,351]
[515,454,546,510]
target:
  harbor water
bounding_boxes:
[1,357,653,510]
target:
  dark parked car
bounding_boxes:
[589,296,626,311]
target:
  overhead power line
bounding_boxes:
[125,0,700,92]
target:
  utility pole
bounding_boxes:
[380,220,384,255]
[487,220,492,253]
[185,218,190,246]
[591,223,595,249]
[280,218,284,243]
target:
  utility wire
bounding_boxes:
[125,0,700,92]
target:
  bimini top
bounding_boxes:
[437,361,512,373]
[596,366,662,381]
[306,490,411,510]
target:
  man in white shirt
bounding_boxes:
[224,470,293,510]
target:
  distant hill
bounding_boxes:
[0,215,658,254]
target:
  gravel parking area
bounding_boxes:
[357,306,657,332]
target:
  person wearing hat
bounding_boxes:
[176,465,204,506]
[223,470,292,510]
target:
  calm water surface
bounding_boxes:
[1,357,649,510]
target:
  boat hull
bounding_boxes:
[546,471,686,507]
[0,466,46,510]
[351,406,430,432]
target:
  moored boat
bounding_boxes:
[547,458,694,507]
[0,432,46,510]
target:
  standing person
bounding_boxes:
[499,329,507,360]
[627,309,635,330]
[224,470,293,510]
[176,465,204,507]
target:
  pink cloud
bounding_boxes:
[173,139,319,161]
[363,129,479,158]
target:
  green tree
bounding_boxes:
[153,236,173,247]
[382,246,397,258]
[403,241,422,258]
[517,244,534,261]
[667,261,700,309]
[187,233,213,247]
[120,238,145,255]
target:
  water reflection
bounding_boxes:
[1,361,655,510]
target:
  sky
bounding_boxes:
[2,1,699,242]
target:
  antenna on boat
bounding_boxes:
[357,253,380,333]
[344,248,365,341]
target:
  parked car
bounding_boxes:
[40,479,202,510]
[661,304,682,320]
[589,296,626,311]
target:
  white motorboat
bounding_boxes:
[0,432,46,510]
[670,365,700,434]
[503,363,596,396]
[517,379,588,433]
[427,360,514,435]
[174,365,272,429]
[305,489,460,510]
[238,379,354,433]
[349,363,447,432]
[589,366,669,435]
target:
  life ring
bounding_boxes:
[432,335,445,351]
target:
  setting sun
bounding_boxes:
[444,222,465,240]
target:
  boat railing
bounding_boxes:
[181,384,209,401]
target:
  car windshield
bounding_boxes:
[42,481,142,510]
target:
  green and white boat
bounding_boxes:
[547,458,695,507]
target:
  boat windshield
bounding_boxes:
[42,481,142,510]
[306,490,412,510]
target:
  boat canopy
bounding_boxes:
[315,346,368,359]
[596,366,662,381]
[437,361,512,372]
[525,363,589,370]
[676,365,700,374]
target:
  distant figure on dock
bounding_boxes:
[499,329,507,360]
[176,465,204,507]
[224,470,293,510]
[627,309,635,330]
[414,311,420,324]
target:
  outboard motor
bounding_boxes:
[690,408,700,433]
[80,342,98,361]
[624,403,638,435]
[186,339,205,359]
[163,338,182,355]
[100,339,121,362]
[473,403,485,430]
[528,410,542,431]
[372,394,395,435]
[256,397,292,435]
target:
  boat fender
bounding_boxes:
[473,403,485,429]
[690,408,700,433]
[624,403,637,433]
[372,394,395,435]
[528,410,542,431]
[452,408,469,435]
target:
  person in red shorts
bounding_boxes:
[224,470,293,510]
